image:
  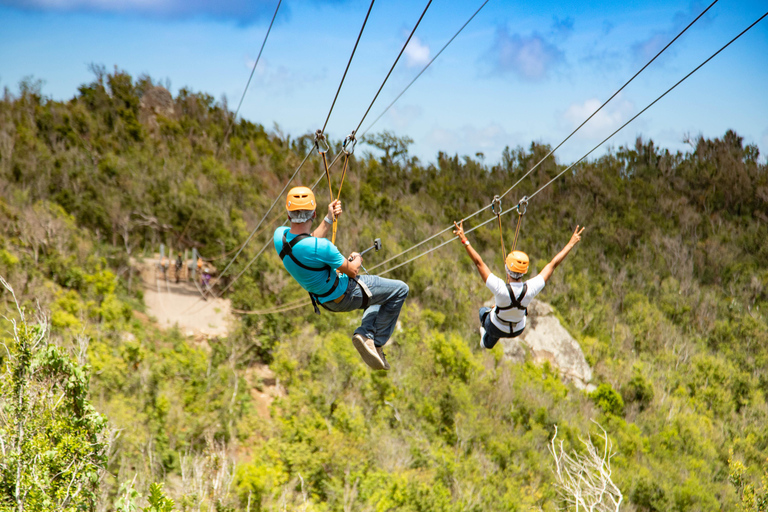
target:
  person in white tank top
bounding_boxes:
[453,221,585,349]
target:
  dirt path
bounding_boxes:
[139,258,232,338]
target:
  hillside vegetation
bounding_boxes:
[1,69,767,511]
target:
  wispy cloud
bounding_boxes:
[488,25,564,81]
[385,104,423,130]
[242,57,326,95]
[631,2,715,64]
[0,0,289,25]
[562,94,635,140]
[403,35,430,68]
[551,16,574,39]
[425,123,521,161]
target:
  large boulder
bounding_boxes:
[491,300,594,390]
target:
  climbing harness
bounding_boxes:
[493,282,528,333]
[279,231,340,314]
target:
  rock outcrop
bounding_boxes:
[488,299,594,390]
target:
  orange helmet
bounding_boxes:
[505,250,529,274]
[286,186,316,211]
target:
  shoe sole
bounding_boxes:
[353,336,386,370]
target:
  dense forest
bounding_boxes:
[0,68,767,511]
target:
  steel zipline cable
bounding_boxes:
[369,8,768,277]
[365,0,720,272]
[321,0,377,134]
[360,0,491,138]
[210,1,383,295]
[209,0,437,301]
[223,0,712,311]
[232,7,768,315]
[495,0,719,202]
[218,0,283,157]
[352,0,433,136]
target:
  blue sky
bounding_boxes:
[1,0,766,166]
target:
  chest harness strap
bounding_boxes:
[280,232,340,314]
[494,283,528,331]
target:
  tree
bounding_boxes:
[0,277,109,512]
[549,424,623,512]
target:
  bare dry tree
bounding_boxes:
[549,422,623,512]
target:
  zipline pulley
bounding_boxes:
[491,195,502,216]
[343,131,357,156]
[314,130,330,154]
[517,195,529,216]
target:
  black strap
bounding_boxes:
[278,231,342,314]
[352,277,370,310]
[494,282,528,330]
[280,233,330,273]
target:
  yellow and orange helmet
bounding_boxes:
[505,250,529,275]
[286,186,316,211]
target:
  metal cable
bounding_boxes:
[360,0,490,138]
[378,211,508,276]
[368,0,719,271]
[322,0,377,134]
[225,0,480,281]
[215,147,315,283]
[372,10,767,277]
[497,0,719,201]
[353,0,433,136]
[233,298,311,315]
[218,0,283,156]
[367,204,492,272]
[212,172,327,300]
[219,2,768,315]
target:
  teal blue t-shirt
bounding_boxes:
[273,226,348,303]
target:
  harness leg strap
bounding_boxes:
[355,278,372,310]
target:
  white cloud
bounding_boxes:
[490,26,564,81]
[404,35,430,68]
[562,95,635,140]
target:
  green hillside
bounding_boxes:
[1,69,767,511]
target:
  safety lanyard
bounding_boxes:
[491,195,528,274]
[315,130,357,246]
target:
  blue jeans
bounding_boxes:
[322,275,409,347]
[479,306,524,349]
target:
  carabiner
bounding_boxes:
[342,131,357,156]
[517,195,529,215]
[314,129,330,154]
[491,195,502,216]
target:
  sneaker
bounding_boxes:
[352,334,386,370]
[376,345,391,371]
[479,327,487,349]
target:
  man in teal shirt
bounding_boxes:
[274,186,409,371]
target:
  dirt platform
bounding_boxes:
[138,258,231,338]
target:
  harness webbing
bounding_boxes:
[279,232,341,314]
[494,282,528,331]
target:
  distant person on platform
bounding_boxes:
[453,220,585,349]
[175,254,184,283]
[273,186,409,371]
[160,256,169,281]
